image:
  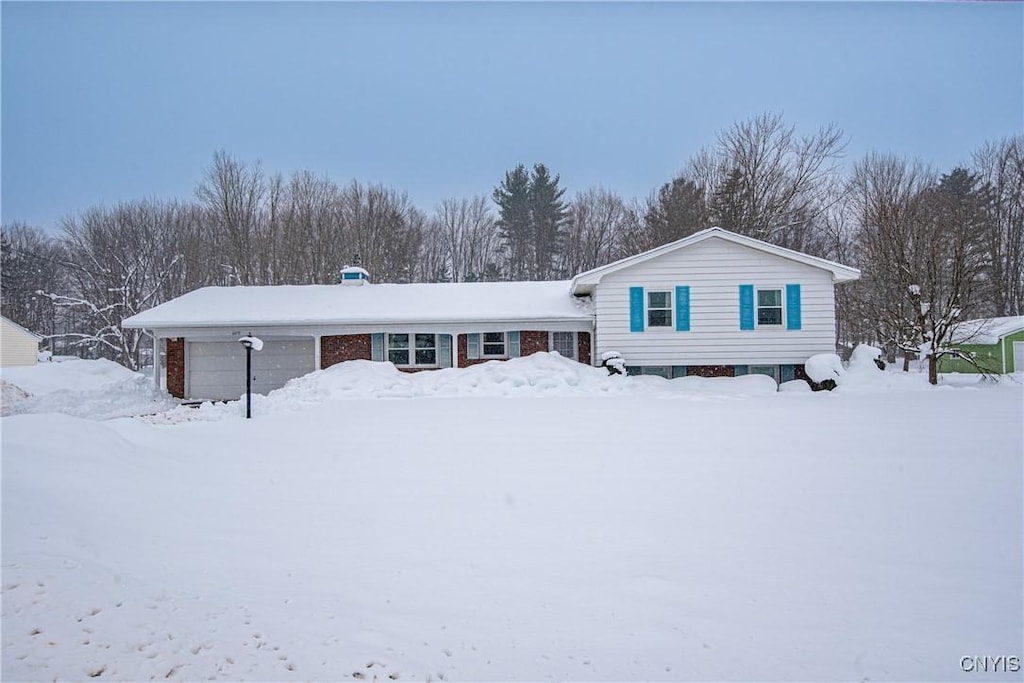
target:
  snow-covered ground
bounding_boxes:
[2,355,1022,681]
[1,358,178,420]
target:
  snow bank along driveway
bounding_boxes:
[2,355,1022,681]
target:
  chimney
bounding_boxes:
[339,254,370,286]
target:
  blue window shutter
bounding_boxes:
[438,334,452,368]
[739,285,754,330]
[780,364,796,382]
[629,286,645,332]
[371,333,384,362]
[508,331,521,358]
[675,286,690,332]
[671,365,687,379]
[734,365,749,376]
[467,333,480,360]
[786,284,802,330]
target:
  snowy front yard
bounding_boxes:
[2,356,1022,681]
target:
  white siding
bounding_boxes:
[593,236,837,366]
[187,338,315,400]
[0,317,40,367]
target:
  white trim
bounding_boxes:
[571,227,860,294]
[183,340,191,398]
[151,331,160,389]
[387,332,440,368]
[646,290,673,329]
[755,286,785,328]
[481,331,508,359]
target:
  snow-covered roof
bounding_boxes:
[123,280,593,330]
[948,316,1024,345]
[571,227,861,294]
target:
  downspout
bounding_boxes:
[150,330,161,390]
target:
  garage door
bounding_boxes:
[187,338,315,400]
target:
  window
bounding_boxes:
[388,333,409,365]
[482,332,506,357]
[647,291,672,327]
[757,289,783,326]
[388,333,437,366]
[748,365,779,382]
[414,333,437,365]
[550,331,576,359]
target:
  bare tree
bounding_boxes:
[40,202,187,369]
[1,223,67,346]
[560,188,630,274]
[195,151,267,285]
[849,154,990,384]
[336,181,426,283]
[688,111,846,254]
[972,136,1024,316]
[428,196,501,282]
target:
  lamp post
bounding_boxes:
[238,335,263,419]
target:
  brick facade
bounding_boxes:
[686,364,735,378]
[577,332,592,365]
[321,334,371,369]
[456,331,592,368]
[456,334,488,369]
[520,330,549,357]
[166,337,185,398]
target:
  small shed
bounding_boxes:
[940,316,1024,374]
[0,316,42,367]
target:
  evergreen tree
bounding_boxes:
[710,168,746,231]
[642,175,708,249]
[492,165,532,280]
[528,163,568,279]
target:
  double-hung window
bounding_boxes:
[388,333,437,366]
[757,289,783,326]
[647,291,673,328]
[550,331,576,359]
[482,332,506,357]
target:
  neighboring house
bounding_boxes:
[0,316,42,367]
[123,227,860,400]
[939,316,1024,375]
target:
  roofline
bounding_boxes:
[122,315,595,330]
[1,315,43,340]
[948,317,1024,343]
[570,227,861,294]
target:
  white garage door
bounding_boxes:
[187,338,315,400]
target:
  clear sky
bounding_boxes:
[2,1,1022,232]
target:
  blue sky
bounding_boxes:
[2,1,1022,232]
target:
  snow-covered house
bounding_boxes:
[939,316,1024,375]
[0,315,42,367]
[122,227,860,399]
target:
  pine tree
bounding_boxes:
[528,163,568,279]
[492,165,532,280]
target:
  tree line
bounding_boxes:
[2,112,1021,380]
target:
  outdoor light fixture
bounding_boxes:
[237,335,263,419]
